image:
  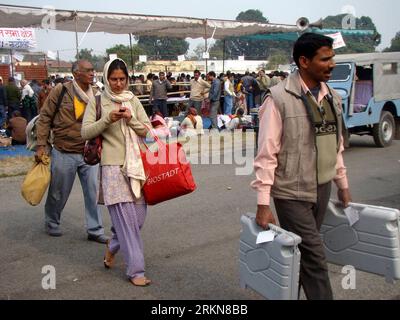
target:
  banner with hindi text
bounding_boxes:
[0,28,36,50]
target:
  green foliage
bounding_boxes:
[105,44,144,68]
[322,14,381,53]
[134,62,146,72]
[266,51,290,70]
[209,43,224,60]
[75,48,106,71]
[211,36,293,61]
[384,32,400,52]
[236,9,268,23]
[208,11,382,60]
[76,48,94,61]
[135,36,189,60]
[101,10,383,66]
[212,9,270,60]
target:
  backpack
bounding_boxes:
[26,85,67,151]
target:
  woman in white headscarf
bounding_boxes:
[82,58,152,286]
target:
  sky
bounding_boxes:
[1,0,400,61]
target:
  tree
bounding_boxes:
[135,36,189,60]
[322,14,381,53]
[209,11,382,63]
[236,9,268,23]
[105,44,144,69]
[266,51,290,70]
[209,44,224,60]
[186,41,228,61]
[384,32,400,52]
[76,48,94,61]
[75,48,106,71]
[212,9,270,60]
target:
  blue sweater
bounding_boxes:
[209,78,221,102]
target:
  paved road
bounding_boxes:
[0,135,399,300]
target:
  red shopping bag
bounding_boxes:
[140,134,196,205]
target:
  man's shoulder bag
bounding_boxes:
[83,95,102,165]
[26,85,67,152]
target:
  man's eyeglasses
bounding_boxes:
[79,68,94,73]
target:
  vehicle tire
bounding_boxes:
[373,111,395,147]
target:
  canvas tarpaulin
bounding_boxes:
[239,29,374,41]
[0,4,299,39]
[335,52,400,102]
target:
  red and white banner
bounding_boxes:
[0,28,36,50]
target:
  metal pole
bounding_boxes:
[57,50,60,69]
[9,49,14,78]
[222,39,226,74]
[129,33,134,74]
[44,53,48,78]
[204,19,208,74]
[205,37,208,74]
[74,14,79,59]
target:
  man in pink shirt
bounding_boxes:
[251,33,352,300]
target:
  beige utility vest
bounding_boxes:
[268,72,343,203]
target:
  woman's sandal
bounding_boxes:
[130,277,152,287]
[103,240,115,269]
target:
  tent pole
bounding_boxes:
[222,39,226,74]
[204,19,208,74]
[129,33,134,75]
[44,53,48,78]
[9,49,14,78]
[74,13,79,59]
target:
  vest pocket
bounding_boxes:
[284,152,300,178]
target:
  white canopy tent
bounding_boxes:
[0,3,302,73]
[0,4,299,38]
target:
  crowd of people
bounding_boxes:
[0,75,67,145]
[128,69,288,115]
[0,68,287,145]
[126,68,289,134]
